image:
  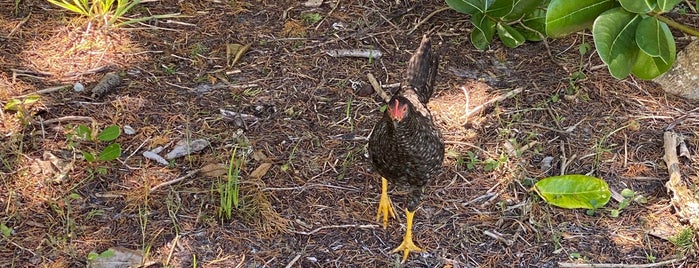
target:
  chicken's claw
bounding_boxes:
[376,177,396,228]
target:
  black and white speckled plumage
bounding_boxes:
[368,35,444,211]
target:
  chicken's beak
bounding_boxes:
[392,118,400,129]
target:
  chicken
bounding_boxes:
[368,35,444,262]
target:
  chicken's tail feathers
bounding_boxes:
[405,35,439,104]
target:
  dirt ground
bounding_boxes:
[1,0,698,267]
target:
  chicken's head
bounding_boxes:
[387,96,410,123]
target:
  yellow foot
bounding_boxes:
[376,177,396,228]
[392,209,423,262]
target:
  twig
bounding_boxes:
[408,6,451,34]
[367,73,391,102]
[150,169,199,192]
[558,257,685,267]
[466,87,523,118]
[36,116,95,125]
[8,12,31,38]
[326,49,383,59]
[290,224,378,235]
[284,254,302,268]
[15,85,72,98]
[483,230,514,246]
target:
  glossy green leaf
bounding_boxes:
[534,174,611,209]
[593,8,642,79]
[470,13,496,50]
[631,50,674,79]
[488,0,514,17]
[519,8,546,41]
[546,0,619,38]
[618,0,655,13]
[636,17,675,64]
[446,0,493,15]
[504,0,543,20]
[97,125,121,142]
[98,143,122,161]
[497,23,526,48]
[656,0,681,12]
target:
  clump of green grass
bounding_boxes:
[46,0,179,28]
[219,146,242,220]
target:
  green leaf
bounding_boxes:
[1,223,12,237]
[83,151,96,162]
[656,0,681,12]
[610,209,620,217]
[620,188,635,198]
[636,17,675,64]
[546,0,619,38]
[446,0,493,15]
[98,143,122,161]
[470,13,496,50]
[4,95,40,111]
[534,174,611,209]
[518,8,546,41]
[97,125,121,142]
[631,50,674,79]
[497,23,526,48]
[487,0,514,17]
[618,0,656,13]
[76,124,92,140]
[593,8,642,79]
[504,0,543,20]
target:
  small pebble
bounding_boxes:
[356,84,374,97]
[73,82,84,92]
[123,125,136,135]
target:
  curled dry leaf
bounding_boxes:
[200,163,228,177]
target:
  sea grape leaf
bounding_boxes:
[635,16,675,64]
[497,22,526,48]
[446,0,493,15]
[631,50,674,79]
[592,8,642,79]
[534,174,611,209]
[546,0,619,38]
[470,12,496,50]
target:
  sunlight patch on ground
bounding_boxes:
[18,17,146,79]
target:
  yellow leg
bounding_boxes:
[376,177,396,228]
[391,208,423,262]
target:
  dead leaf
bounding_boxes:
[200,163,228,177]
[226,43,251,67]
[250,162,273,180]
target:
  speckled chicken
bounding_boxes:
[368,35,444,262]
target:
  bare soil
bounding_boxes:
[1,0,698,267]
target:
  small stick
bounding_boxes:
[36,116,94,125]
[15,85,72,98]
[558,256,685,268]
[284,254,302,268]
[466,87,523,118]
[326,49,383,59]
[150,169,199,192]
[290,224,378,235]
[367,73,391,102]
[408,6,452,34]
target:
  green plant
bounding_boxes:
[465,151,481,170]
[219,147,242,220]
[610,188,647,217]
[300,12,322,25]
[447,0,699,80]
[47,0,180,28]
[546,0,699,79]
[669,227,694,253]
[4,95,40,125]
[66,124,122,162]
[446,0,547,50]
